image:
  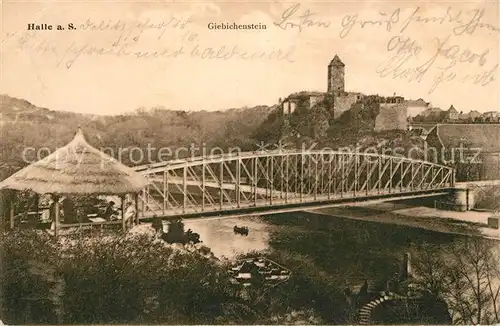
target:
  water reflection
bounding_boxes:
[162,209,500,324]
[183,216,271,259]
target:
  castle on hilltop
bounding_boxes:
[281,54,424,130]
[281,54,363,119]
[281,54,406,119]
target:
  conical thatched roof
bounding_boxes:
[0,129,149,195]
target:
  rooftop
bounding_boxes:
[0,128,148,195]
[287,91,326,100]
[329,54,345,67]
[406,99,429,107]
[431,124,500,153]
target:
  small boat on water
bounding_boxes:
[233,225,249,236]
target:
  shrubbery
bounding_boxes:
[0,230,250,324]
[236,250,353,324]
[1,230,60,324]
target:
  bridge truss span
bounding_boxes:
[135,151,456,219]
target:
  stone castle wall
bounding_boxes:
[333,92,359,119]
[309,95,324,109]
[374,103,408,131]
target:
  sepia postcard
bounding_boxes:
[1,0,500,324]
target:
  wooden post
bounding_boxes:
[34,193,39,216]
[134,193,139,225]
[163,171,167,216]
[54,196,60,239]
[9,198,15,229]
[121,195,126,231]
[141,189,145,216]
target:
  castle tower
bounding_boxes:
[328,54,345,94]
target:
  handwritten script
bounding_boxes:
[335,5,498,93]
[376,35,497,94]
[340,6,500,38]
[6,17,296,68]
[273,3,331,32]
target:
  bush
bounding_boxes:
[58,233,244,324]
[1,230,60,324]
[0,230,247,324]
[236,250,351,324]
[163,218,185,244]
[161,218,201,245]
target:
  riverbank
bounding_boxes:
[309,201,499,240]
[154,202,500,260]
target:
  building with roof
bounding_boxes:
[281,54,362,119]
[469,110,482,121]
[406,98,430,117]
[445,105,459,121]
[281,54,414,124]
[282,91,327,115]
[458,111,470,121]
[0,128,148,237]
[229,257,291,287]
[425,124,500,181]
[480,111,500,123]
[417,107,444,119]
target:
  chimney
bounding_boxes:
[401,252,412,280]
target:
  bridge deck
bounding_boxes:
[454,180,500,189]
[139,187,453,220]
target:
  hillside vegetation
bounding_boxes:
[1,94,426,181]
[0,95,273,180]
[254,94,425,159]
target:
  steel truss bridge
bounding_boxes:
[133,151,456,220]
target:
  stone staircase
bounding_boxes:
[358,291,397,325]
[358,289,424,325]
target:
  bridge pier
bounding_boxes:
[450,181,500,212]
[451,188,474,212]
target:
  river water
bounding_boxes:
[183,215,271,259]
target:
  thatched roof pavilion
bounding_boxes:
[0,128,149,236]
[0,128,147,194]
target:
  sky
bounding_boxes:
[1,0,499,115]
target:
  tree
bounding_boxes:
[411,238,500,324]
[162,218,186,244]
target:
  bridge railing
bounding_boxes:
[135,151,455,218]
